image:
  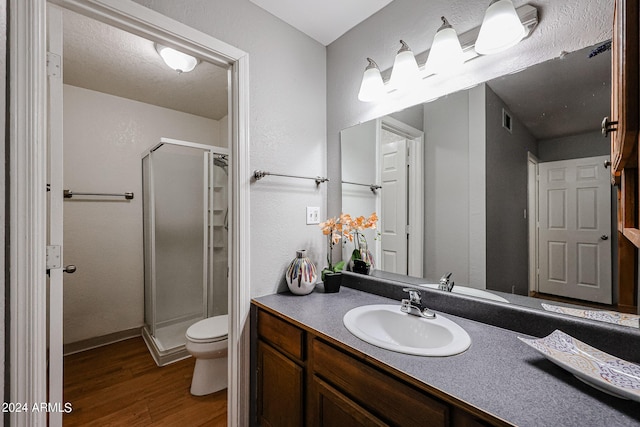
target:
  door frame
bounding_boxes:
[8,1,251,426]
[527,152,539,294]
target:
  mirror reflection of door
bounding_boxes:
[380,131,408,274]
[537,155,612,304]
[341,118,424,276]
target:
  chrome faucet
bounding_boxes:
[401,287,436,319]
[439,272,454,292]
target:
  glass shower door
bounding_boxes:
[144,143,209,351]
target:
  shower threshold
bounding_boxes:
[142,318,197,367]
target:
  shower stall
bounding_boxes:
[141,138,229,366]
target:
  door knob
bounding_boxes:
[601,116,618,137]
[600,235,609,241]
[64,265,77,274]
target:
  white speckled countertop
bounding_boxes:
[253,287,640,427]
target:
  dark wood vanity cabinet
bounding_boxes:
[255,306,507,427]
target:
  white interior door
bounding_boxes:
[380,138,408,274]
[47,4,65,426]
[538,155,611,304]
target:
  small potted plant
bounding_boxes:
[319,215,346,293]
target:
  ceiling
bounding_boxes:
[487,42,611,140]
[63,9,229,120]
[249,0,394,46]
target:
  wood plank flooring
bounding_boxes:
[63,337,227,426]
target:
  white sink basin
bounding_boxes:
[419,284,510,303]
[343,304,471,356]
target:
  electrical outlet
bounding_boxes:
[306,206,320,225]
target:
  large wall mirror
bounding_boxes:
[341,41,639,328]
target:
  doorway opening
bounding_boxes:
[8,0,249,425]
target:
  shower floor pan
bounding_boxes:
[142,318,198,366]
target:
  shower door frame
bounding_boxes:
[143,138,230,340]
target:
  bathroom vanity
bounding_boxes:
[252,282,640,426]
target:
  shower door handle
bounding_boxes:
[64,265,77,274]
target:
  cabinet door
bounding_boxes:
[310,376,387,427]
[258,341,304,427]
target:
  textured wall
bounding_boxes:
[327,0,614,225]
[133,0,327,297]
[63,85,222,344]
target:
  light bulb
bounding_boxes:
[389,40,421,92]
[425,17,464,75]
[475,0,525,55]
[358,58,386,102]
[155,44,199,73]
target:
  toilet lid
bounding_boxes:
[186,315,229,342]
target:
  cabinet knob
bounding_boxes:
[602,116,618,137]
[604,160,611,168]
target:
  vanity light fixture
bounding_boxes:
[424,16,464,75]
[155,43,199,73]
[389,40,421,92]
[358,58,387,102]
[356,3,538,103]
[475,0,526,55]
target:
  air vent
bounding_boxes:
[502,108,513,133]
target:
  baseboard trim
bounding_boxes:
[63,327,143,356]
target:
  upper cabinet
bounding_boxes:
[610,0,639,313]
[611,0,639,175]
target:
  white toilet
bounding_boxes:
[185,314,228,396]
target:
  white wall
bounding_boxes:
[133,0,327,296]
[63,84,222,344]
[327,0,613,234]
[423,86,485,286]
[341,119,378,218]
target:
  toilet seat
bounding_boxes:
[186,315,228,343]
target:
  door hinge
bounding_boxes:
[47,52,61,78]
[47,245,62,270]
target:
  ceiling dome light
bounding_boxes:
[475,0,525,55]
[155,44,199,73]
[425,16,464,75]
[358,58,387,102]
[389,40,421,92]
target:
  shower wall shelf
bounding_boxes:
[253,170,329,185]
[63,189,134,200]
[342,181,382,193]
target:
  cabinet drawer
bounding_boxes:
[312,338,449,427]
[258,309,305,361]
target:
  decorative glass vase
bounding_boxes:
[285,250,318,295]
